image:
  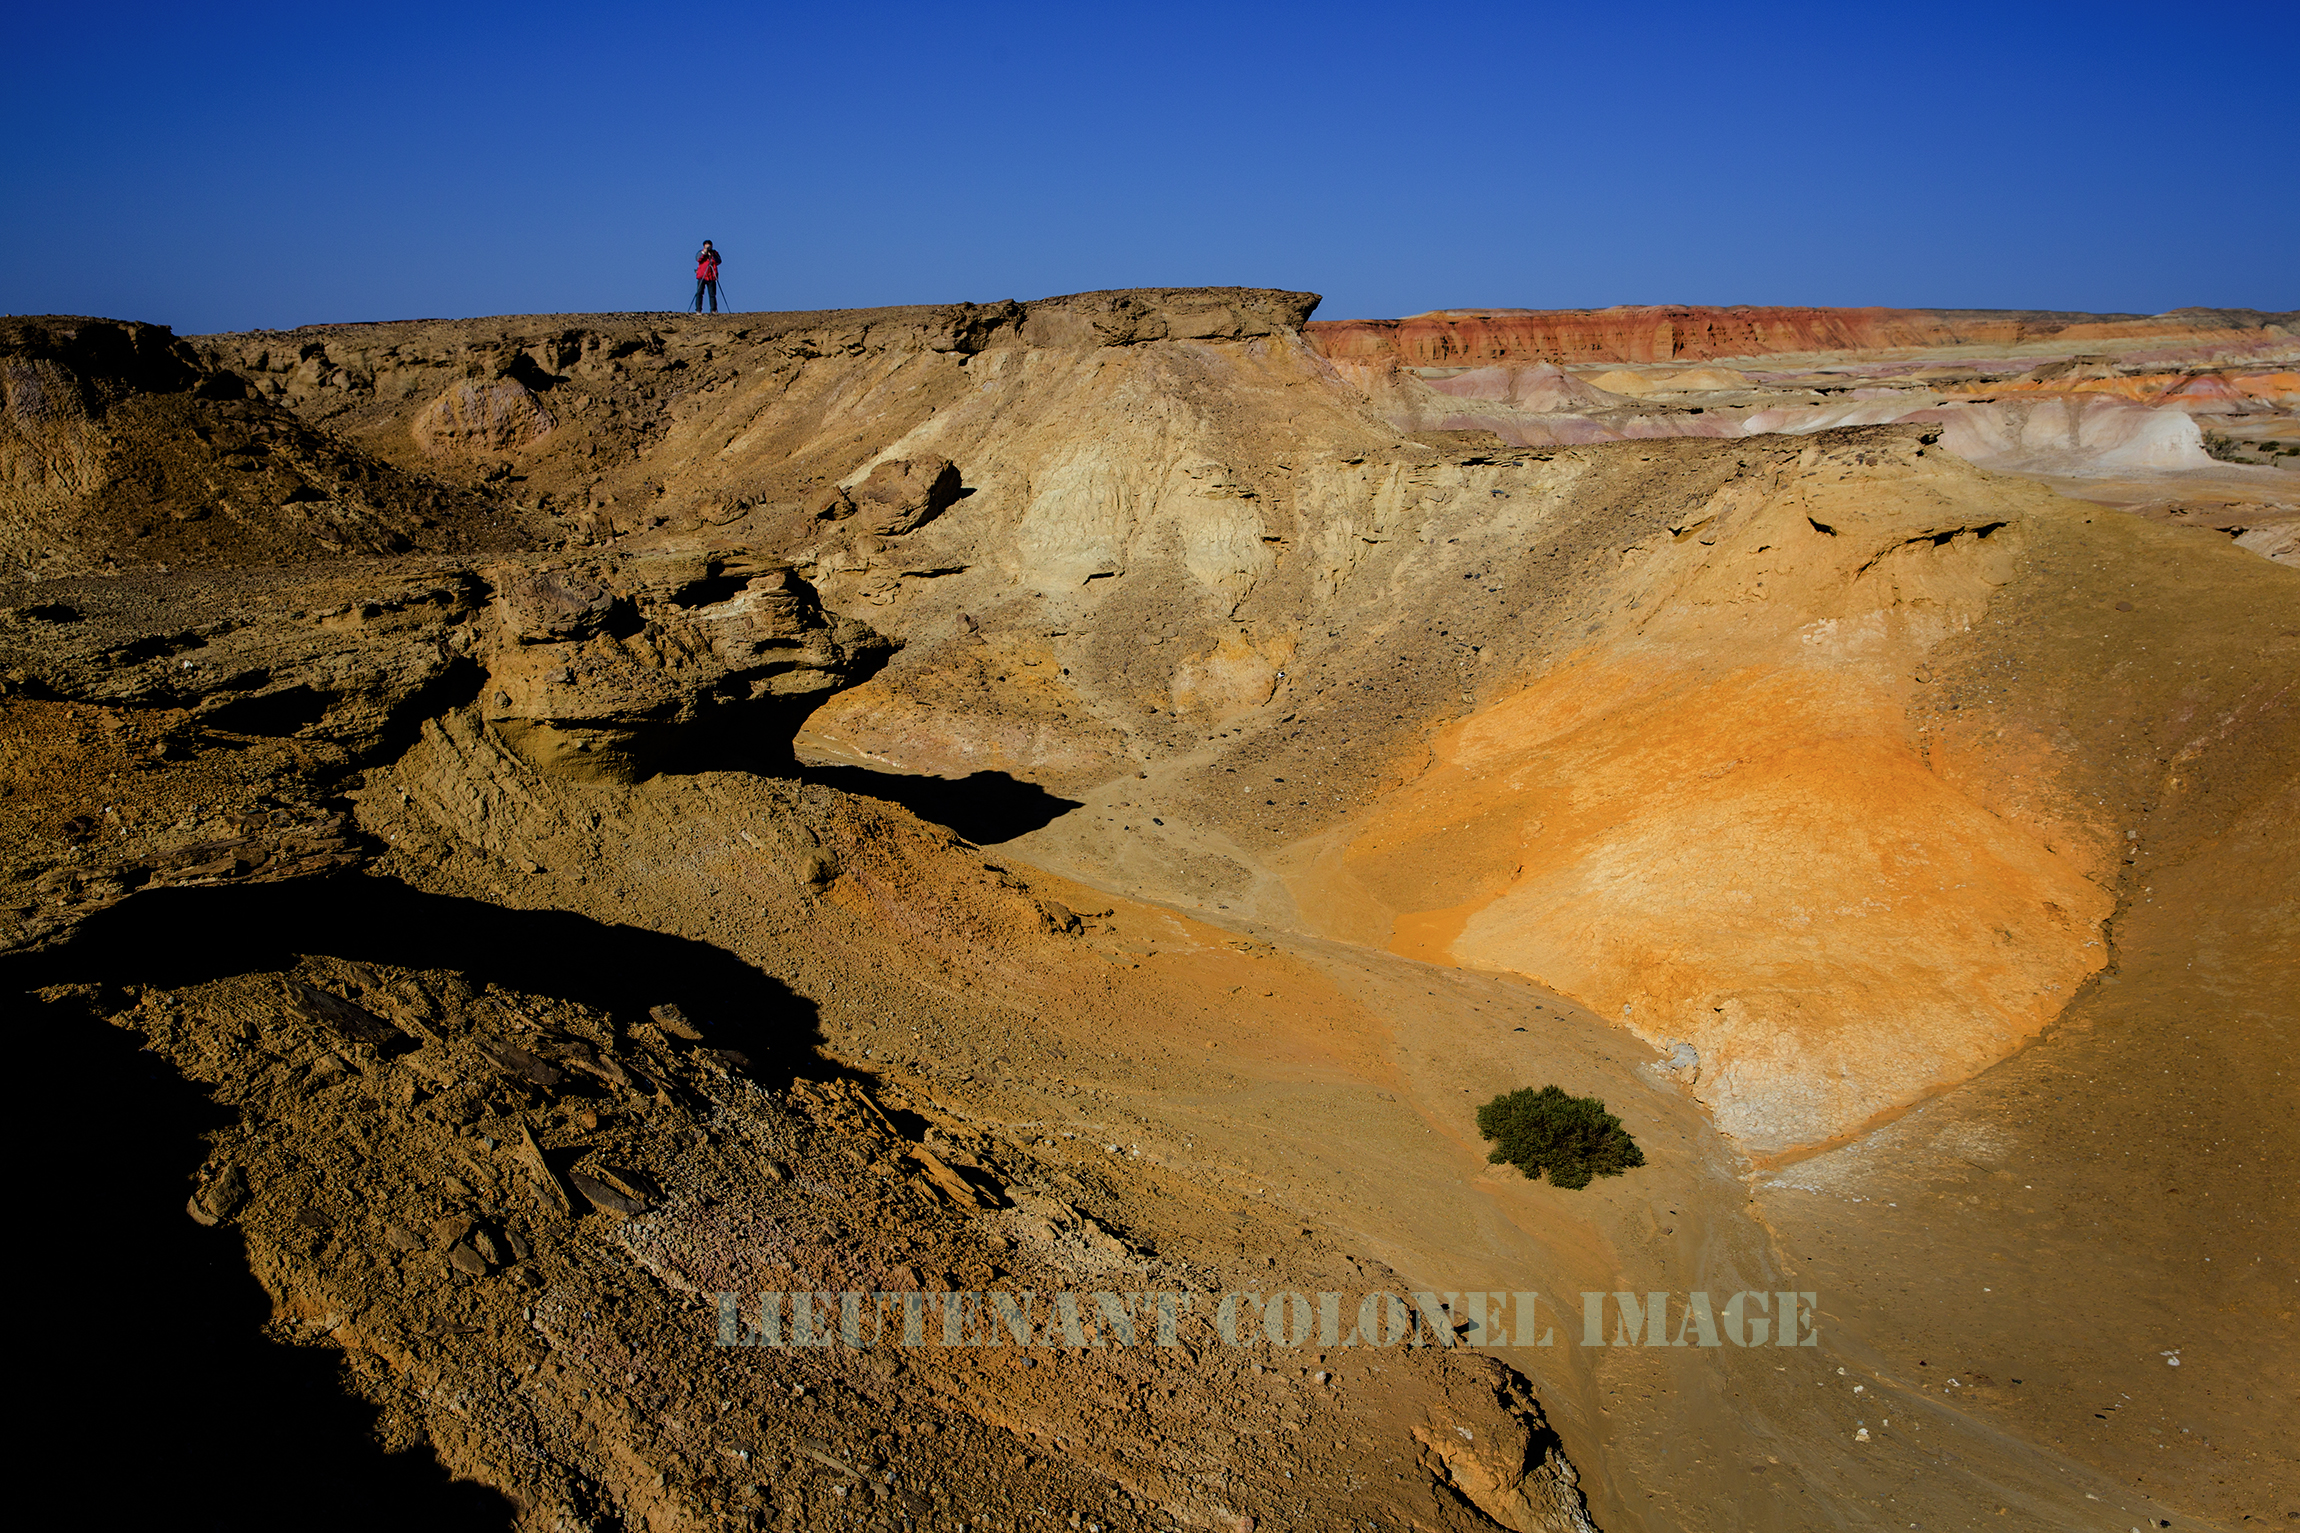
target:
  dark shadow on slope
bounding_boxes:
[16,984,518,1533]
[796,765,1082,844]
[3,873,826,1079]
[4,873,837,1528]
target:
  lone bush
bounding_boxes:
[1476,1084,1645,1190]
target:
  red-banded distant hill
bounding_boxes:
[1305,305,2295,366]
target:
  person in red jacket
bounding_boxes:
[693,241,722,313]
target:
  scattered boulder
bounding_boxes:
[411,378,556,455]
[813,456,963,537]
[187,1163,248,1225]
[496,568,620,643]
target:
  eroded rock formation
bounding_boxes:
[5,288,2294,1533]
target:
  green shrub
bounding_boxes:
[1476,1084,1645,1190]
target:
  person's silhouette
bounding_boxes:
[693,241,722,313]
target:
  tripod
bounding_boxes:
[690,272,730,314]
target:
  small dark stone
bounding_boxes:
[649,1004,705,1041]
[478,1038,563,1087]
[569,1169,645,1217]
[196,1164,249,1220]
[285,982,399,1047]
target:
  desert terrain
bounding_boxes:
[4,292,2294,1533]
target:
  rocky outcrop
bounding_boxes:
[480,553,892,780]
[1,314,205,420]
[1012,287,1320,348]
[2025,353,2120,383]
[1,316,526,575]
[0,564,490,756]
[180,289,1321,554]
[0,546,891,947]
[3,794,361,952]
[409,377,556,455]
[0,563,482,949]
[3,317,209,567]
[194,288,1321,436]
[3,316,207,502]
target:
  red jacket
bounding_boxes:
[696,252,720,280]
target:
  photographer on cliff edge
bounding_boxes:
[692,241,722,313]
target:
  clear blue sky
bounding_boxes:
[5,1,2294,334]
